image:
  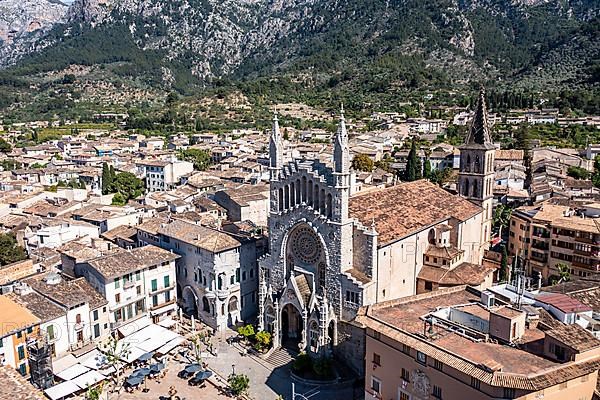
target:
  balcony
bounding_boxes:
[532,241,549,251]
[149,283,175,295]
[150,298,176,312]
[531,253,548,263]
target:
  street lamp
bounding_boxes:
[231,364,236,375]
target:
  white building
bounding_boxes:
[11,273,109,358]
[25,220,100,251]
[137,218,262,331]
[137,159,194,192]
[79,246,179,330]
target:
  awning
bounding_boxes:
[55,363,90,381]
[122,346,147,363]
[150,302,177,316]
[158,317,177,329]
[156,336,185,355]
[45,381,80,400]
[78,349,108,370]
[52,354,78,374]
[72,370,105,389]
[117,316,151,337]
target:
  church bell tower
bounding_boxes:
[458,87,495,247]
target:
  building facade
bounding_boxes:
[79,246,179,330]
[509,204,600,283]
[357,286,600,400]
[137,217,263,331]
[258,111,491,372]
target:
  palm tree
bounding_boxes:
[557,263,571,283]
[493,204,512,239]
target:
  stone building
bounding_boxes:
[258,110,492,373]
[458,87,496,247]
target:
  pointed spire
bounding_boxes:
[465,86,492,146]
[334,105,350,174]
[272,113,281,140]
[269,113,283,170]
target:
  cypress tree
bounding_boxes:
[423,158,432,179]
[101,162,112,195]
[500,245,509,282]
[405,138,422,182]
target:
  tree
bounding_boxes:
[111,192,126,206]
[254,331,271,352]
[283,128,290,141]
[591,155,600,188]
[101,162,112,195]
[423,158,432,179]
[567,166,590,180]
[237,324,255,341]
[180,149,212,171]
[0,233,27,266]
[493,204,512,239]
[112,172,144,203]
[228,373,250,396]
[404,138,422,181]
[100,336,130,399]
[499,245,509,282]
[351,154,374,172]
[0,138,11,153]
[557,263,571,283]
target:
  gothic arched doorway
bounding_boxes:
[281,303,302,349]
[182,286,198,317]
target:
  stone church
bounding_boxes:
[258,91,496,372]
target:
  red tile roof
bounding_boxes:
[536,292,593,314]
[349,180,482,246]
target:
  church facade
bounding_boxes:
[258,93,495,372]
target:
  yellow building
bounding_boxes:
[356,286,600,400]
[509,204,600,283]
[0,295,40,376]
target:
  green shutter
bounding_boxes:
[164,275,170,287]
[151,279,157,291]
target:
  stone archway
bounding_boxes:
[228,296,240,327]
[182,286,198,317]
[281,303,302,348]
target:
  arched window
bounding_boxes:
[318,262,326,289]
[314,184,319,210]
[320,189,326,214]
[473,180,479,198]
[327,194,333,219]
[218,275,223,290]
[475,155,481,173]
[290,182,295,207]
[466,155,471,172]
[428,228,436,245]
[302,176,307,203]
[284,185,290,209]
[296,179,301,204]
[278,188,284,211]
[202,297,210,313]
[463,179,470,196]
[307,181,313,206]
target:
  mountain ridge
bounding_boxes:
[1,0,598,95]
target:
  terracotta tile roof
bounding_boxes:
[157,218,241,253]
[0,365,45,400]
[417,262,494,286]
[24,274,107,309]
[356,286,600,390]
[545,324,600,352]
[101,224,138,241]
[424,244,463,259]
[6,291,64,322]
[495,149,524,161]
[349,180,481,246]
[536,292,593,314]
[87,245,179,279]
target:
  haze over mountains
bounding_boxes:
[0,0,598,93]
